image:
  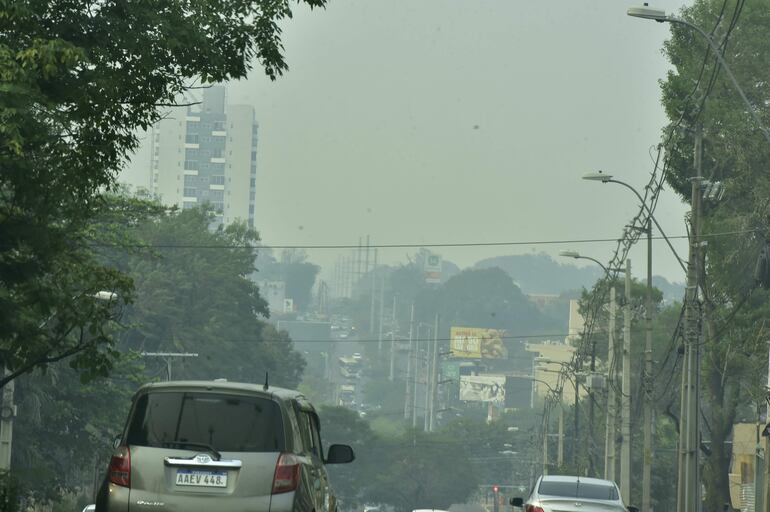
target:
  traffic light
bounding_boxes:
[493,485,500,494]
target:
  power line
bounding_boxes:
[82,228,757,251]
[138,333,574,344]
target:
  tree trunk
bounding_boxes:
[702,313,738,512]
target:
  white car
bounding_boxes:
[510,475,638,512]
[82,506,96,512]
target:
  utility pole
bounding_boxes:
[413,324,421,429]
[620,259,632,505]
[558,398,564,468]
[141,352,199,381]
[429,313,439,431]
[677,127,703,512]
[378,274,385,352]
[369,247,377,337]
[604,286,617,482]
[0,368,16,472]
[404,303,415,420]
[389,295,396,381]
[642,216,653,512]
[543,403,549,476]
[424,329,431,432]
[573,374,579,469]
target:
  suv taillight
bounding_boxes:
[108,445,131,487]
[525,506,544,512]
[272,453,300,494]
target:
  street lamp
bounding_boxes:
[582,171,686,273]
[628,5,770,146]
[582,172,665,511]
[558,250,627,489]
[558,250,610,274]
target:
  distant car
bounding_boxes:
[96,380,355,512]
[510,475,637,512]
[82,506,95,512]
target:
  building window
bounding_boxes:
[211,175,225,185]
[250,178,256,188]
[183,201,196,209]
[183,160,198,170]
[249,205,255,214]
[210,190,224,201]
[185,133,199,144]
[184,176,197,187]
[185,149,199,159]
[212,148,224,159]
[251,151,257,161]
[184,187,196,197]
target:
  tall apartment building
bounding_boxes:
[150,86,258,227]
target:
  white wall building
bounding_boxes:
[149,86,258,227]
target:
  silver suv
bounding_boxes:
[96,380,354,512]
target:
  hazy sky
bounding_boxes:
[122,0,694,284]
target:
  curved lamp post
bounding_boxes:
[628,5,770,146]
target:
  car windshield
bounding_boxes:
[126,391,285,453]
[538,481,619,501]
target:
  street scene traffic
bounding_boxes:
[2,1,770,511]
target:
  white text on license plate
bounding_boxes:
[175,469,227,487]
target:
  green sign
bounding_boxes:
[442,361,460,380]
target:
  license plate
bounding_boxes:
[175,469,228,488]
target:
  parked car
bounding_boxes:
[96,380,354,511]
[82,506,95,512]
[510,475,638,512]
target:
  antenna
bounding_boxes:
[264,372,269,391]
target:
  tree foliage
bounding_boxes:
[660,1,770,509]
[0,0,326,384]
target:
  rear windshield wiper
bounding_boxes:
[164,441,222,461]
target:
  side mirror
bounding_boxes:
[510,497,524,507]
[112,435,122,450]
[325,444,355,464]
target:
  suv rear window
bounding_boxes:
[126,391,285,452]
[538,481,619,501]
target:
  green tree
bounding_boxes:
[660,1,770,509]
[111,203,306,387]
[0,0,325,385]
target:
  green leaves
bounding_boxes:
[1,0,326,388]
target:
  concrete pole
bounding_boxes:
[404,303,415,420]
[429,313,439,431]
[378,274,384,352]
[369,248,377,337]
[620,259,632,505]
[424,325,431,432]
[0,368,15,471]
[543,405,549,476]
[558,398,564,468]
[677,128,704,512]
[642,217,653,512]
[413,326,420,429]
[389,296,396,381]
[604,286,617,482]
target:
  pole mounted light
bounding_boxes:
[627,6,667,22]
[628,4,770,145]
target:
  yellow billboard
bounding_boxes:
[450,327,506,359]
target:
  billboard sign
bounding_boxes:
[450,327,506,359]
[459,375,506,403]
[424,253,442,284]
